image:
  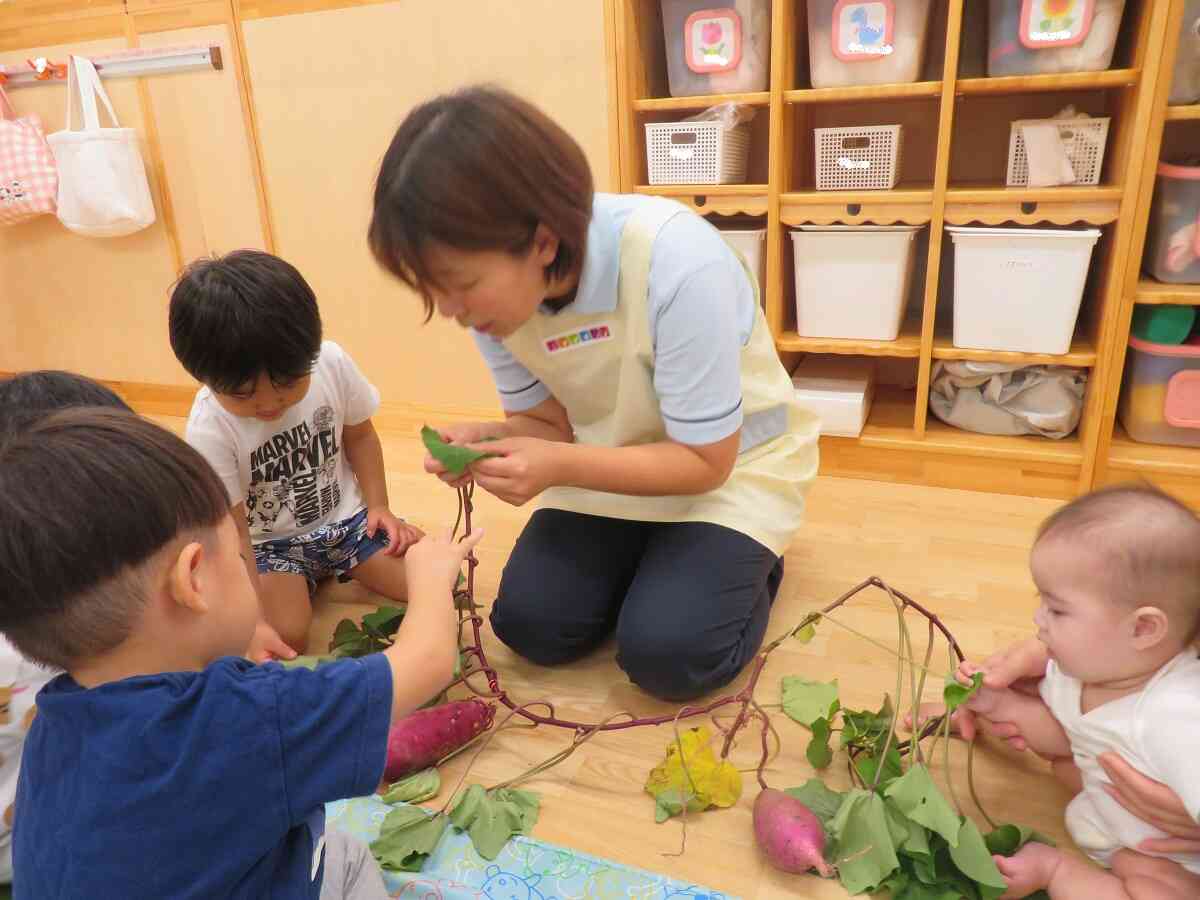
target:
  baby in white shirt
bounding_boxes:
[961,484,1200,899]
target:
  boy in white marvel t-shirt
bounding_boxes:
[170,251,422,656]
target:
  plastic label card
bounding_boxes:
[684,8,743,73]
[1020,0,1096,49]
[832,0,896,62]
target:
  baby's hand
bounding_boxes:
[404,527,485,597]
[957,659,986,685]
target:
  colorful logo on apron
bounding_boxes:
[544,324,613,354]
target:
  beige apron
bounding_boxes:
[501,198,819,555]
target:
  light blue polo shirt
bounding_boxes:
[472,193,757,446]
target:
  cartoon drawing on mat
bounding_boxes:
[480,866,545,900]
[663,889,725,900]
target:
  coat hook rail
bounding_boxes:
[0,45,222,89]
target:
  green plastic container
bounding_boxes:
[1131,304,1196,345]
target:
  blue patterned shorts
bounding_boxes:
[254,507,388,595]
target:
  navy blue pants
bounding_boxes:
[489,509,783,701]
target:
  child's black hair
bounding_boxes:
[0,370,130,442]
[0,409,229,669]
[168,249,322,394]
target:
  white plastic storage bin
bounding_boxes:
[719,227,767,296]
[987,0,1127,77]
[1119,337,1200,447]
[790,225,919,341]
[1006,116,1110,187]
[815,124,902,191]
[1144,161,1200,284]
[946,226,1101,355]
[792,356,876,438]
[807,0,933,88]
[1170,0,1200,105]
[660,0,772,97]
[645,121,750,185]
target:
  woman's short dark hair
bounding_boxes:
[0,409,230,669]
[168,250,322,394]
[0,371,130,442]
[369,85,594,319]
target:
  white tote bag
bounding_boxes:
[47,55,155,237]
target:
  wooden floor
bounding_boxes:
[152,413,1079,898]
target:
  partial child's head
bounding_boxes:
[1030,484,1200,683]
[168,250,321,422]
[369,85,594,337]
[0,370,130,442]
[0,410,258,674]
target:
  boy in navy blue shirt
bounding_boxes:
[0,410,481,898]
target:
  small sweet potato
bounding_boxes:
[384,699,495,782]
[753,788,833,876]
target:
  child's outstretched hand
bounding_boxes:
[403,527,485,598]
[366,506,424,557]
[245,619,297,663]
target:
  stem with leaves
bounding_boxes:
[444,483,978,823]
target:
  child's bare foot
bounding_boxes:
[995,843,1060,899]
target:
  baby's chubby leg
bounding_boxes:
[995,843,1137,900]
[1111,850,1200,900]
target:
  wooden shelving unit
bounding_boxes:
[783,82,943,103]
[1164,103,1200,120]
[955,68,1141,96]
[931,333,1098,367]
[609,0,1170,499]
[1091,0,1200,507]
[777,317,923,358]
[634,91,770,111]
[1134,281,1200,305]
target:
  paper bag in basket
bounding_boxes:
[0,83,58,226]
[48,56,155,237]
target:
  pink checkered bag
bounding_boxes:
[0,82,58,226]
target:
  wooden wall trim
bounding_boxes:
[0,372,503,429]
[227,0,278,251]
[0,14,125,51]
[236,0,396,21]
[0,1,125,33]
[602,0,621,191]
[128,2,230,31]
[124,15,185,276]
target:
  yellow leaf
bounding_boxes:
[644,725,743,816]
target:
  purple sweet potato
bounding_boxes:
[384,699,495,782]
[753,788,834,877]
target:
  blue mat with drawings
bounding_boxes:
[327,795,730,900]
